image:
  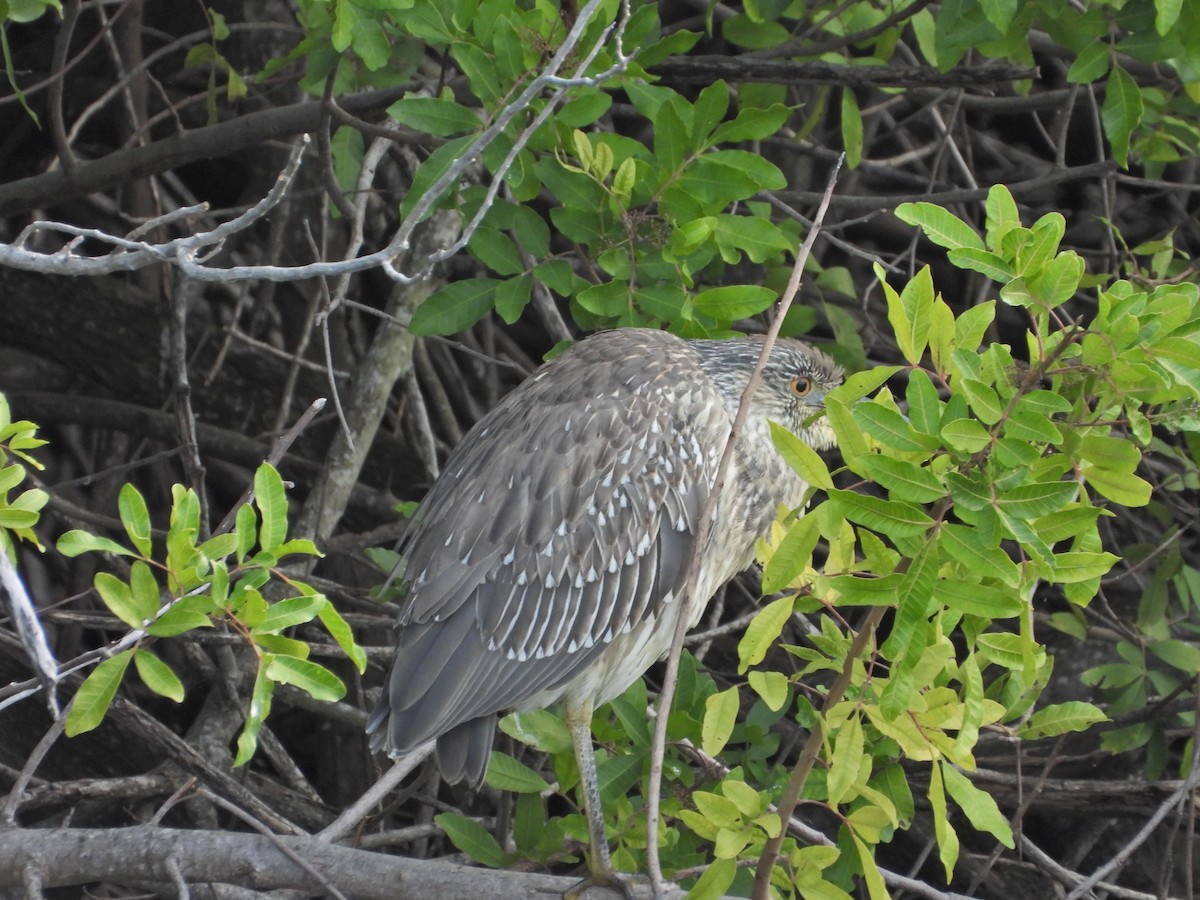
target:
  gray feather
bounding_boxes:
[368,328,843,784]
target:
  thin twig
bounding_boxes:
[645,156,844,892]
[210,396,328,537]
[193,788,350,900]
[1,707,69,824]
[315,742,434,843]
[1063,724,1200,900]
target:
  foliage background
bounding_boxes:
[0,0,1198,897]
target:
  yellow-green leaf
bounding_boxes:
[65,651,133,736]
[702,687,740,757]
[134,649,185,702]
[737,594,794,672]
[942,764,1014,847]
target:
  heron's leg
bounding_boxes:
[565,698,617,882]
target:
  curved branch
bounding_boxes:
[649,57,1037,88]
[0,826,612,899]
[0,85,425,218]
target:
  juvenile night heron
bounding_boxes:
[368,327,841,885]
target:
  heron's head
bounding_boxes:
[693,337,843,451]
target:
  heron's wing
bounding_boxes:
[398,329,728,659]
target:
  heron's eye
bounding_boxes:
[790,376,813,397]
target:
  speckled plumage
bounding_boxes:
[367,329,841,791]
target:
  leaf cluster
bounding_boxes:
[0,394,48,557]
[56,464,367,765]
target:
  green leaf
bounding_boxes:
[597,752,643,806]
[737,594,795,672]
[485,751,552,793]
[129,560,161,621]
[1155,0,1182,35]
[895,203,984,251]
[611,680,651,749]
[934,579,1026,617]
[1148,638,1200,674]
[0,464,22,494]
[850,830,891,900]
[399,134,475,219]
[234,660,273,766]
[940,525,1020,586]
[840,88,863,168]
[826,572,907,607]
[1082,465,1152,507]
[853,402,937,453]
[984,184,1020,249]
[954,300,996,351]
[265,655,346,701]
[710,103,791,143]
[692,285,776,320]
[996,481,1077,519]
[654,98,690,172]
[0,502,40,529]
[57,530,136,558]
[928,762,959,881]
[318,600,368,673]
[197,533,239,561]
[878,263,935,365]
[762,514,820,595]
[500,709,573,754]
[65,651,133,736]
[691,80,729,149]
[118,483,153,557]
[254,463,288,552]
[710,214,792,263]
[1101,65,1143,168]
[493,274,533,325]
[940,417,991,453]
[826,713,864,806]
[702,687,740,757]
[410,278,497,336]
[1068,43,1111,84]
[958,378,1003,425]
[388,96,479,136]
[134,649,185,702]
[435,812,507,867]
[857,456,945,504]
[723,13,790,49]
[748,670,789,712]
[95,572,145,629]
[146,593,216,637]
[1017,701,1107,739]
[979,0,1018,33]
[947,248,1013,282]
[254,595,325,633]
[468,226,524,276]
[1003,409,1061,445]
[633,284,686,322]
[556,91,613,128]
[451,41,500,105]
[1029,252,1084,306]
[693,790,741,829]
[942,765,1014,847]
[770,421,834,491]
[577,281,629,317]
[696,150,786,193]
[687,857,736,900]
[828,489,934,538]
[1052,551,1119,583]
[906,369,942,437]
[880,543,937,664]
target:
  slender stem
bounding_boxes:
[750,605,886,898]
[644,157,844,892]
